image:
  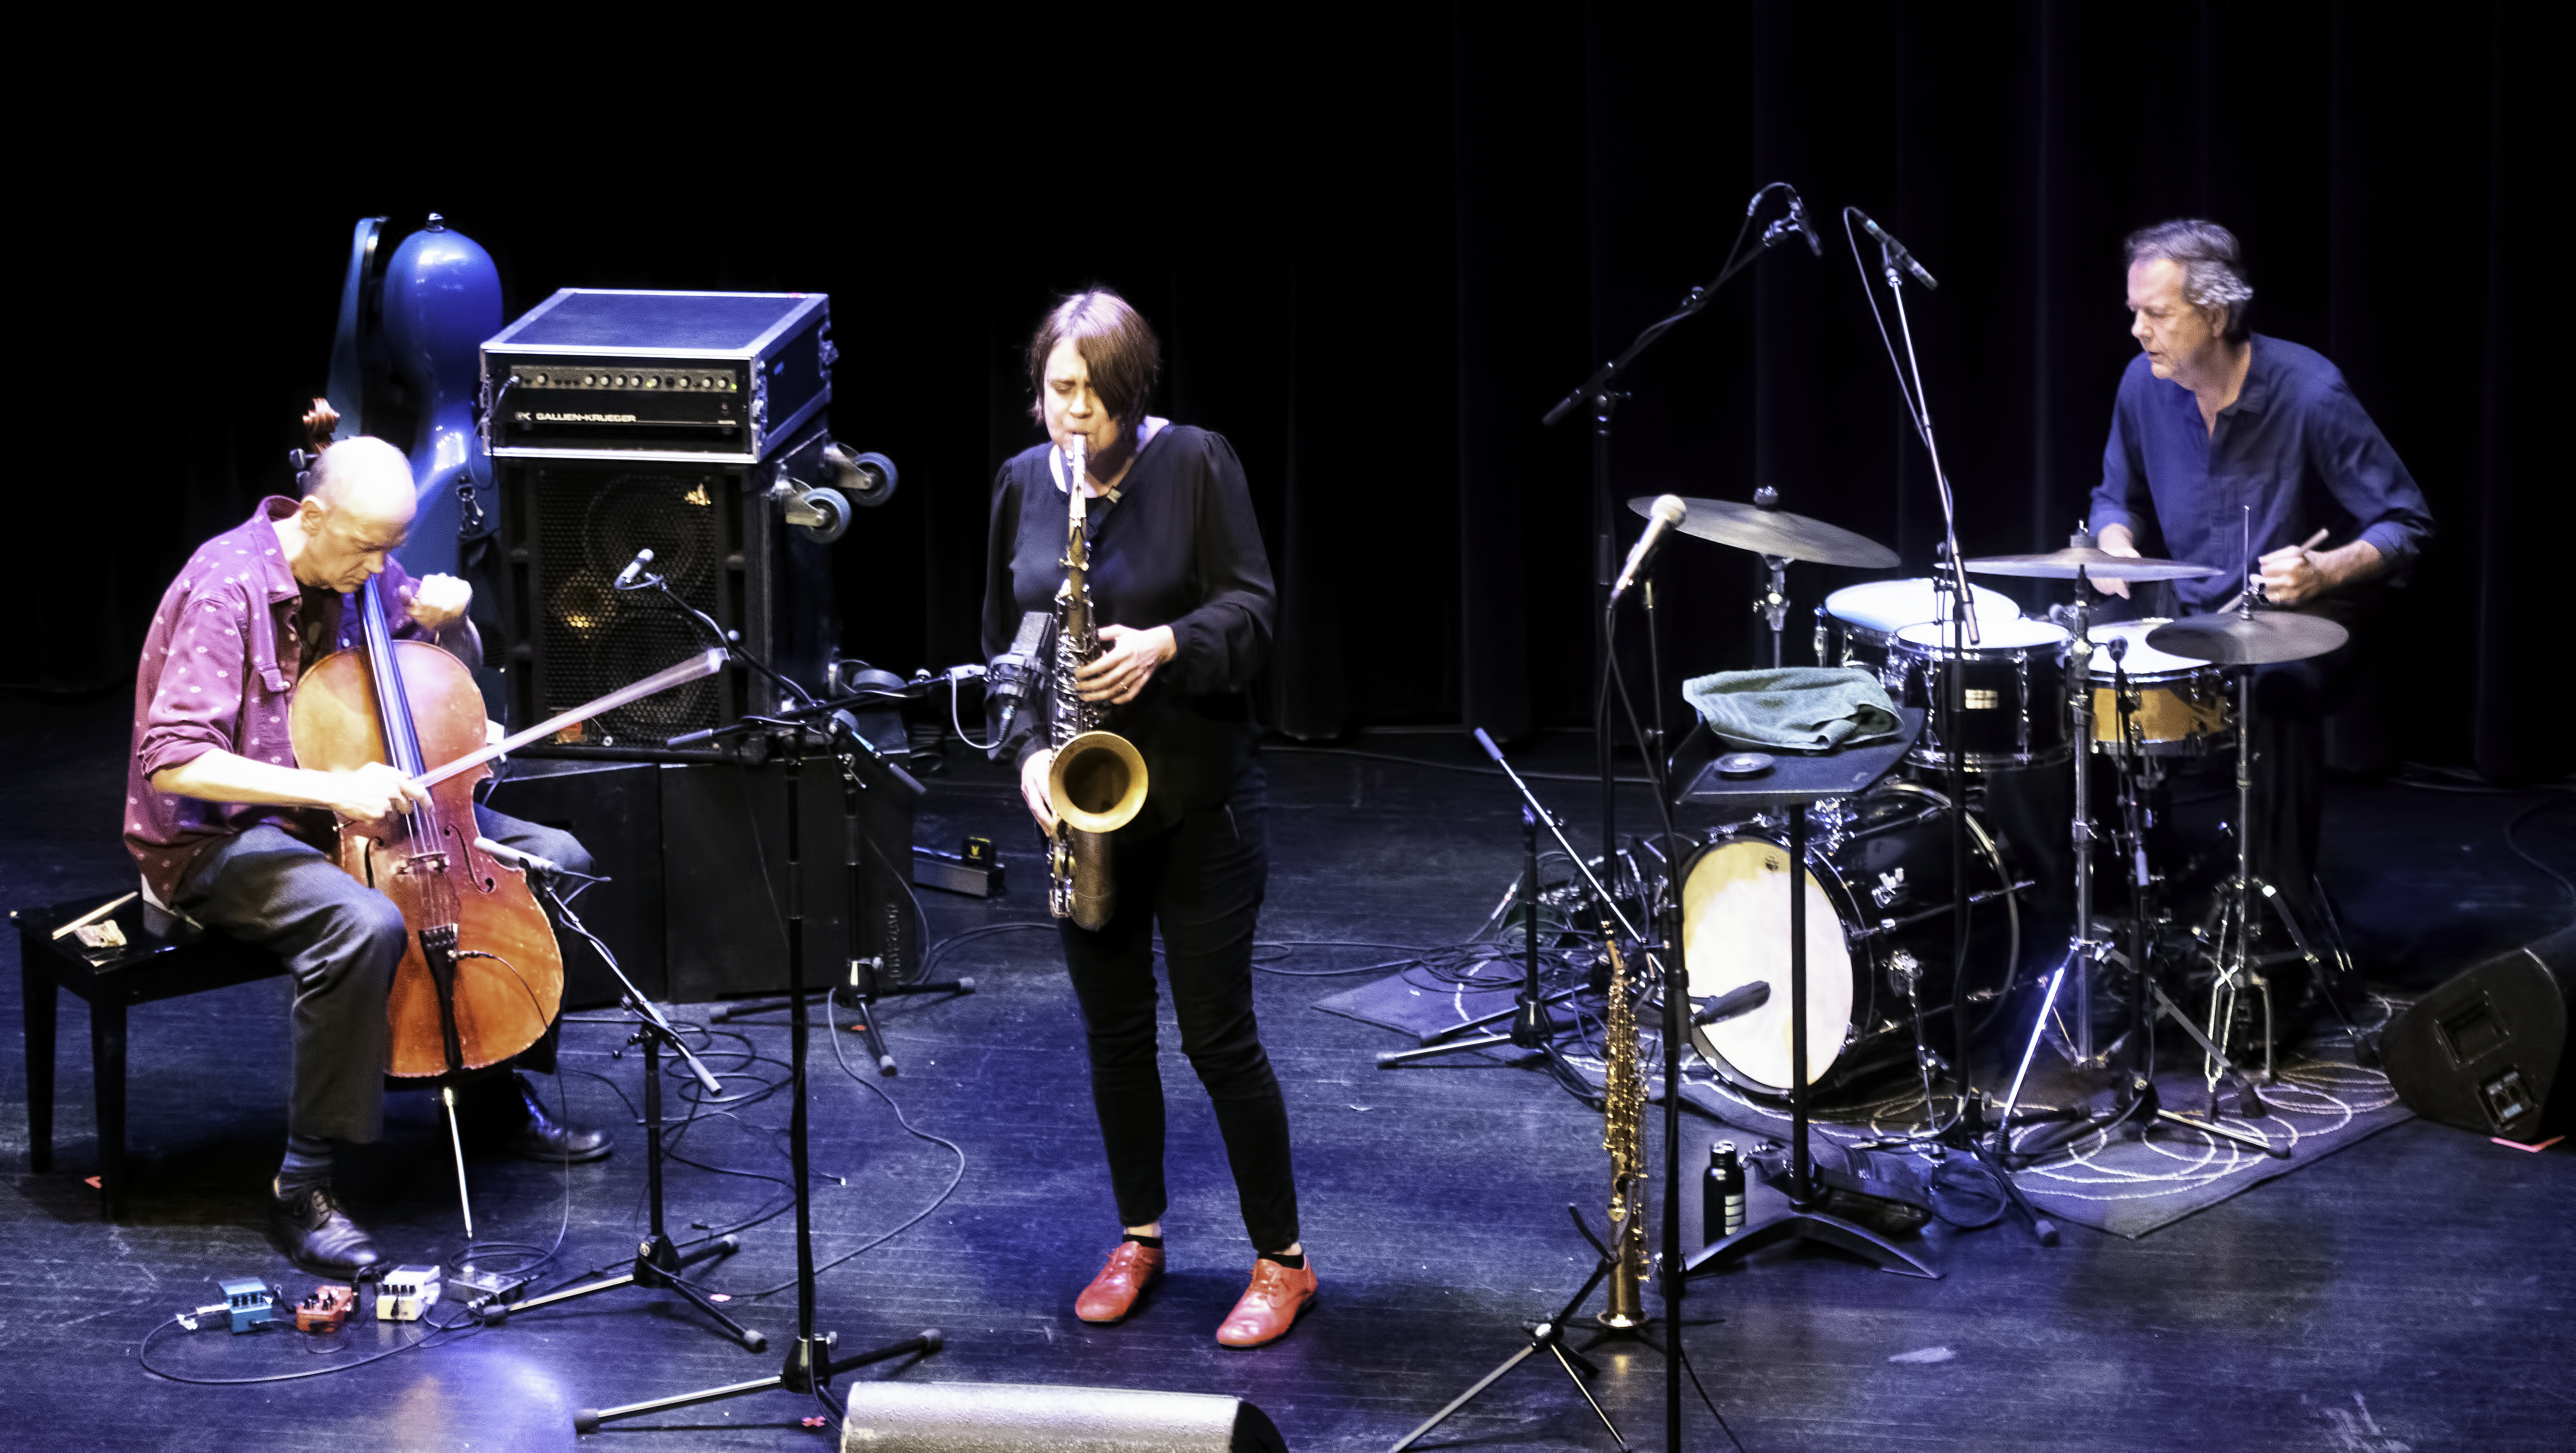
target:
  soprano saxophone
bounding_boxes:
[1045,435,1149,930]
[1597,923,1649,1328]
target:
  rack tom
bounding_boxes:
[1885,618,2073,772]
[1821,578,2022,673]
[2085,619,2230,756]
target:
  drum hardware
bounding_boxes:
[2143,526,2352,1112]
[1755,551,1792,667]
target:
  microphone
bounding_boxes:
[1693,979,1771,1026]
[1609,495,1688,605]
[984,610,1053,746]
[614,548,656,589]
[475,836,564,879]
[1853,210,1938,290]
[1789,193,1822,257]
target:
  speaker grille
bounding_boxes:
[533,468,730,743]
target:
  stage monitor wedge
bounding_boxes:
[2381,925,2576,1141]
[839,1382,1287,1453]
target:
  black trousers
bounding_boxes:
[1056,762,1300,1254]
[171,808,591,1143]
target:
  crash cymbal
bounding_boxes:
[1962,547,2225,581]
[2144,611,2351,665]
[1630,494,1898,569]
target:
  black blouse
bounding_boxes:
[983,425,1276,833]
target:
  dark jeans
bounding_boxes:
[172,808,590,1143]
[1056,763,1299,1253]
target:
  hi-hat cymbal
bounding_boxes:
[1962,547,2225,581]
[1629,495,1899,569]
[2144,611,2350,665]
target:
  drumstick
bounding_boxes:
[2213,528,2330,613]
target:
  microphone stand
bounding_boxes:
[1543,183,1815,915]
[573,706,940,1433]
[484,872,767,1351]
[1842,208,1999,1141]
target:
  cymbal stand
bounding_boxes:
[2198,657,2282,1096]
[575,714,940,1435]
[487,871,765,1350]
[1744,486,1793,668]
[1997,570,2113,1131]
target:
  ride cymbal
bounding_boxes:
[2144,611,2350,665]
[1629,495,1898,569]
[1962,547,2225,581]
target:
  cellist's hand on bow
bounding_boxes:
[404,574,472,632]
[1076,624,1176,705]
[327,761,432,823]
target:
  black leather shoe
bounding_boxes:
[502,1074,612,1163]
[268,1184,386,1281]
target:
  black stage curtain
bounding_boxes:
[27,5,2551,780]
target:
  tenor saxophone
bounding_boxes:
[1597,923,1649,1329]
[1045,435,1149,930]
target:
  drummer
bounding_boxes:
[2086,219,2433,912]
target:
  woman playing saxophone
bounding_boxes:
[981,289,1312,1348]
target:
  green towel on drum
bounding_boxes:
[1681,666,1902,752]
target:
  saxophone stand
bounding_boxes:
[576,713,940,1434]
[1388,1206,1635,1453]
[485,864,766,1349]
[1386,734,1662,1453]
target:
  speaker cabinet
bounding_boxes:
[2381,926,2576,1140]
[492,419,841,751]
[839,1382,1287,1453]
[660,749,924,1004]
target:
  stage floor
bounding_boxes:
[2,690,2570,1452]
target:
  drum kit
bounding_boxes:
[1635,493,2356,1152]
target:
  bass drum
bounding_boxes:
[1681,782,2024,1099]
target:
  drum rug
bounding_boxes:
[1319,971,2415,1240]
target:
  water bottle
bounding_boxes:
[1704,1140,1746,1240]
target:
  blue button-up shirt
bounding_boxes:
[2087,334,2434,613]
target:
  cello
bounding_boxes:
[285,402,720,1231]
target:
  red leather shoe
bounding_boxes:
[1075,1240,1165,1323]
[1216,1256,1317,1347]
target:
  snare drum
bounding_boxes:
[1821,578,2022,673]
[2085,619,2230,756]
[1885,618,2073,772]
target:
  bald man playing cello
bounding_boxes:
[128,421,607,1278]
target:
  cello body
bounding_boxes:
[288,606,562,1080]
